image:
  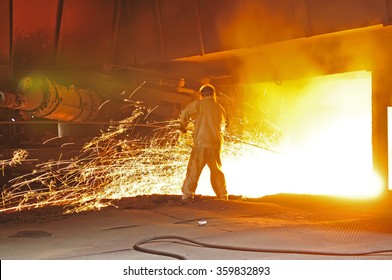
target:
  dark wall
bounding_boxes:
[12,0,61,75]
[55,0,116,70]
[5,0,392,77]
[0,0,12,79]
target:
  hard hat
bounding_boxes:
[199,84,216,96]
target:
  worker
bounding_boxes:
[178,84,228,204]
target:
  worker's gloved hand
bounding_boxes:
[178,126,187,133]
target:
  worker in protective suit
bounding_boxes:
[179,84,228,204]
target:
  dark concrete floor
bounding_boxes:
[1,194,391,260]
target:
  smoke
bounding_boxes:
[212,0,392,84]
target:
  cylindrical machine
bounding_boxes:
[0,75,101,122]
[0,91,23,108]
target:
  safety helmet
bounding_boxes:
[199,84,216,96]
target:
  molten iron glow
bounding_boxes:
[215,71,382,199]
[0,71,383,213]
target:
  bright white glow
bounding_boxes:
[197,71,383,199]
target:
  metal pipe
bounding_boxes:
[0,75,101,122]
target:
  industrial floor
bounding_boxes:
[0,193,391,260]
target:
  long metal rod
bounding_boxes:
[0,121,163,128]
[0,121,109,125]
[195,0,205,55]
[153,0,166,62]
[54,0,64,67]
[109,0,122,64]
[9,0,13,67]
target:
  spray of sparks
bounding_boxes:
[0,105,277,214]
[1,149,30,175]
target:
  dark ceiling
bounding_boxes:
[2,0,392,87]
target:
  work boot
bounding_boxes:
[216,194,228,200]
[179,196,194,205]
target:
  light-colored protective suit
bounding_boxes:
[179,94,228,200]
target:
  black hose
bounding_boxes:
[133,235,392,260]
[133,236,192,260]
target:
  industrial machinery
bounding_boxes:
[0,75,103,142]
[0,74,194,144]
[0,75,101,122]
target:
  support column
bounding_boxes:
[372,69,392,194]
